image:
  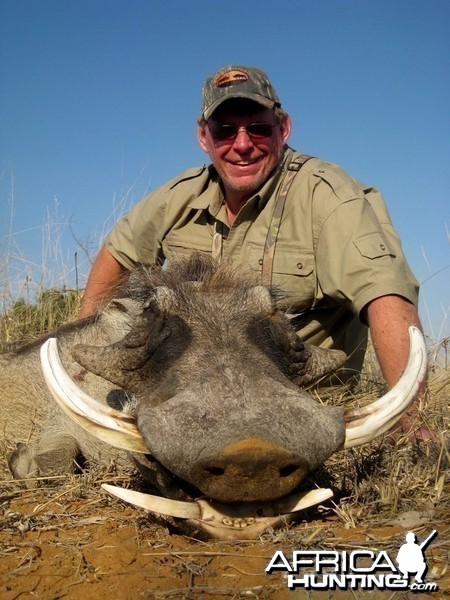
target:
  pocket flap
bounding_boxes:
[353,233,395,259]
[274,251,314,277]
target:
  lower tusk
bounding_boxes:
[344,326,427,448]
[102,484,333,539]
[40,338,148,453]
[102,484,202,519]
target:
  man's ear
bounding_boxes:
[197,119,209,153]
[279,114,292,145]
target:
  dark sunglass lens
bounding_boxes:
[247,123,274,138]
[210,123,273,142]
[212,125,237,141]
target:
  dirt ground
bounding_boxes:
[1,451,448,600]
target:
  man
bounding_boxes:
[80,65,424,435]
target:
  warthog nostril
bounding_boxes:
[279,463,302,478]
[204,465,225,477]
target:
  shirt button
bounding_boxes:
[380,244,386,251]
[297,262,303,270]
[258,258,263,266]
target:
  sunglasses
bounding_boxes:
[209,122,275,142]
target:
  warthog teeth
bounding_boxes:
[40,338,149,454]
[343,326,427,448]
[101,484,333,540]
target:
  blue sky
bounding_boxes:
[0,0,449,340]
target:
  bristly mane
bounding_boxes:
[116,253,285,303]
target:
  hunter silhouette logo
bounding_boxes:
[265,529,439,592]
[396,529,437,584]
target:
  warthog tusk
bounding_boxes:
[40,338,148,454]
[101,484,333,540]
[102,484,202,519]
[344,326,427,448]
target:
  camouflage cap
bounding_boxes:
[201,65,281,120]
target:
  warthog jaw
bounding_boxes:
[101,484,333,539]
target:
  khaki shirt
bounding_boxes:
[107,147,419,372]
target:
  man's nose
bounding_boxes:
[232,128,255,151]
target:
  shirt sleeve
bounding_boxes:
[106,188,168,269]
[106,166,209,269]
[313,167,419,318]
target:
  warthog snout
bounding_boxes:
[192,437,307,502]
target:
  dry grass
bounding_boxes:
[0,288,81,349]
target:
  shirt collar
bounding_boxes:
[188,166,223,216]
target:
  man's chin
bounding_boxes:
[222,174,267,197]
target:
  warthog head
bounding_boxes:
[40,255,427,538]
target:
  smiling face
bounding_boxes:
[197,100,291,207]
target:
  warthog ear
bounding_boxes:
[100,298,145,343]
[71,299,191,393]
[244,285,275,312]
[265,311,347,386]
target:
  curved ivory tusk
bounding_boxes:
[40,338,148,453]
[344,326,427,448]
[102,484,202,519]
[102,484,333,539]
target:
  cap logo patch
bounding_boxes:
[215,69,249,87]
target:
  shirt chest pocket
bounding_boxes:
[247,243,316,310]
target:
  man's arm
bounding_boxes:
[364,294,423,387]
[79,245,128,317]
[363,294,428,437]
